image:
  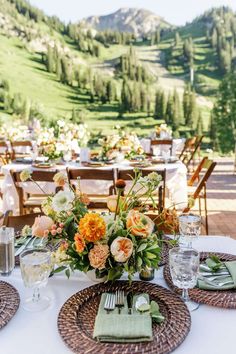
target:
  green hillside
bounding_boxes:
[0,0,235,141]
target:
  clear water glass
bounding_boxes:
[0,227,15,276]
[20,248,51,312]
[179,213,201,247]
[169,247,200,311]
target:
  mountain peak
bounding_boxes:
[80,7,172,36]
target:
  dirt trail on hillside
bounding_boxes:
[135,46,213,109]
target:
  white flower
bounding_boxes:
[57,119,65,128]
[20,169,32,182]
[52,190,74,212]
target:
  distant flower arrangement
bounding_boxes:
[35,119,90,160]
[155,124,172,139]
[98,127,144,161]
[0,121,30,141]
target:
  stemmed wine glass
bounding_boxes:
[20,248,52,312]
[179,213,201,248]
[169,247,200,311]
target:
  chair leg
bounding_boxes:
[198,197,202,216]
[204,185,208,235]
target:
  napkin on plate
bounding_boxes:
[93,293,153,343]
[197,261,236,290]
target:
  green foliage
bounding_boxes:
[213,72,236,152]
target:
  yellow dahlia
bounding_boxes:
[79,213,106,242]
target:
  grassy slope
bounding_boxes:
[159,21,220,95]
[0,33,158,135]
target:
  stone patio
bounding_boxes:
[192,157,236,239]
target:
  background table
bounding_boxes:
[1,236,235,354]
[1,161,188,214]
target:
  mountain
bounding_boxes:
[80,8,172,36]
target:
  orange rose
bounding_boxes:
[126,210,154,238]
[79,213,106,242]
[32,216,54,238]
[88,244,109,269]
[74,233,85,253]
[110,236,133,263]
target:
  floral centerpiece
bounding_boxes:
[98,128,144,161]
[36,120,90,161]
[155,124,172,139]
[20,169,167,282]
[0,121,31,141]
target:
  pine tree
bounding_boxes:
[140,85,148,112]
[196,112,203,135]
[175,32,181,46]
[56,57,62,81]
[211,27,218,48]
[106,81,115,102]
[165,94,174,125]
[188,90,198,128]
[46,46,54,73]
[172,90,181,130]
[209,112,217,149]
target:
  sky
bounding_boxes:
[28,0,236,26]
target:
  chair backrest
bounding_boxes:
[11,140,33,160]
[150,139,173,155]
[179,137,197,159]
[188,157,208,186]
[193,160,217,199]
[117,168,166,212]
[66,168,116,195]
[180,136,204,167]
[11,170,59,183]
[3,211,43,232]
[0,141,9,149]
[11,140,33,148]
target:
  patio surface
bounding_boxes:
[192,157,236,239]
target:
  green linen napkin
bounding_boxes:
[197,260,236,290]
[93,293,153,343]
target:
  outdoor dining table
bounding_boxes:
[1,235,236,354]
[1,160,188,214]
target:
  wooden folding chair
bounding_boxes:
[3,211,43,232]
[187,157,208,186]
[10,170,61,215]
[0,141,11,162]
[66,168,116,208]
[11,140,33,160]
[184,159,217,235]
[150,139,173,156]
[117,168,166,212]
[180,136,204,170]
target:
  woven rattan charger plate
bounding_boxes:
[58,280,191,354]
[0,281,20,329]
[164,252,236,309]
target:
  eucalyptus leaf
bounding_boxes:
[137,243,147,252]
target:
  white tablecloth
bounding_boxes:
[1,161,188,214]
[1,235,236,354]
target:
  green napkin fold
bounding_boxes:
[197,260,236,290]
[93,293,153,343]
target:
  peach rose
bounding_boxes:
[107,195,125,212]
[32,216,54,238]
[88,244,109,270]
[110,236,133,263]
[126,210,154,238]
